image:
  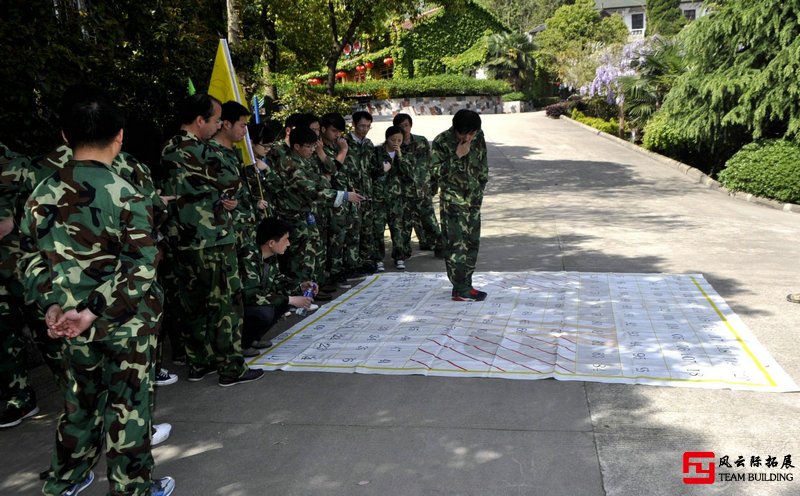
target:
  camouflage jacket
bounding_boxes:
[20,159,163,341]
[431,128,488,209]
[247,254,293,307]
[344,132,374,197]
[371,145,410,202]
[401,133,432,199]
[160,130,236,250]
[208,139,257,243]
[274,152,337,223]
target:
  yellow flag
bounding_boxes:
[208,38,256,165]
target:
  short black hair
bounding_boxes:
[289,126,318,148]
[393,113,412,127]
[221,101,250,124]
[385,125,403,140]
[62,95,125,149]
[177,93,221,125]
[352,111,373,125]
[58,84,108,131]
[452,109,481,134]
[296,112,320,129]
[284,113,304,130]
[320,112,346,132]
[256,217,292,245]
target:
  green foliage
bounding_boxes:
[535,0,628,88]
[273,84,352,124]
[718,140,800,203]
[474,0,571,32]
[658,0,800,167]
[570,109,618,135]
[618,37,687,129]
[485,31,537,91]
[413,59,442,77]
[310,75,511,98]
[400,1,508,78]
[641,111,701,166]
[645,0,686,37]
[0,0,221,154]
[501,92,526,101]
[441,32,491,75]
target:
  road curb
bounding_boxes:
[560,116,800,214]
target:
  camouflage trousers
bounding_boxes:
[327,204,351,280]
[440,202,482,294]
[278,219,320,288]
[175,244,245,379]
[388,196,412,261]
[43,334,157,496]
[357,202,374,269]
[315,210,329,284]
[409,194,442,250]
[157,246,184,363]
[1,268,66,409]
[370,202,388,263]
[344,203,362,273]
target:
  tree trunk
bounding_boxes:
[261,9,278,100]
[226,0,243,48]
[618,101,626,139]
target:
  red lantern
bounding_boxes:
[307,78,322,85]
[356,65,366,72]
[383,56,394,66]
[343,44,352,56]
[365,61,374,69]
[335,71,348,79]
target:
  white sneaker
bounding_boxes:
[395,260,406,270]
[308,303,320,312]
[154,368,178,386]
[376,261,385,272]
[152,423,172,446]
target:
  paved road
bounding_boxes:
[3,112,799,495]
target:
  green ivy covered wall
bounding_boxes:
[398,1,509,78]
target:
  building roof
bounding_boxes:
[595,0,645,9]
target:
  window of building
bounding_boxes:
[683,9,696,21]
[631,13,644,30]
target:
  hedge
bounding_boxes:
[717,140,800,204]
[570,109,618,135]
[308,75,511,98]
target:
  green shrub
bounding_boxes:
[412,59,443,78]
[642,112,694,155]
[309,75,511,98]
[274,86,351,125]
[501,92,525,102]
[718,140,800,203]
[571,109,618,135]
[531,96,560,108]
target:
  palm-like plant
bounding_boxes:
[485,32,536,91]
[619,37,686,128]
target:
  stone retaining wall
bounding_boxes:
[354,95,530,116]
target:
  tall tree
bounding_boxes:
[477,0,571,32]
[645,0,686,37]
[485,32,536,91]
[658,0,800,150]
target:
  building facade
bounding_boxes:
[594,1,708,39]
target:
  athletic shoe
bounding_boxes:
[187,365,217,382]
[62,471,94,496]
[241,347,261,358]
[376,261,385,272]
[308,303,320,312]
[338,280,352,289]
[171,355,187,366]
[155,368,178,386]
[152,423,172,446]
[395,260,406,270]
[219,368,264,387]
[151,476,176,496]
[345,271,366,281]
[452,288,488,302]
[251,339,273,349]
[0,404,39,429]
[787,293,800,303]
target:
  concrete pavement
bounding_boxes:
[2,111,799,495]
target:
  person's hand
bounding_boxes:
[392,143,402,157]
[300,281,318,295]
[382,161,392,173]
[159,195,176,204]
[0,217,14,241]
[289,295,312,308]
[456,139,471,158]
[45,304,64,338]
[337,137,349,152]
[347,191,365,205]
[222,199,238,211]
[53,308,98,338]
[257,199,269,210]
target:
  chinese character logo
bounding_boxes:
[683,452,716,484]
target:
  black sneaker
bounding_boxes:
[0,404,40,428]
[345,271,367,281]
[187,365,217,382]
[218,368,265,387]
[155,368,178,386]
[452,288,487,302]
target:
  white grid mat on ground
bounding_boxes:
[249,272,797,392]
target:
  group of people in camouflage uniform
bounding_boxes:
[0,79,489,494]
